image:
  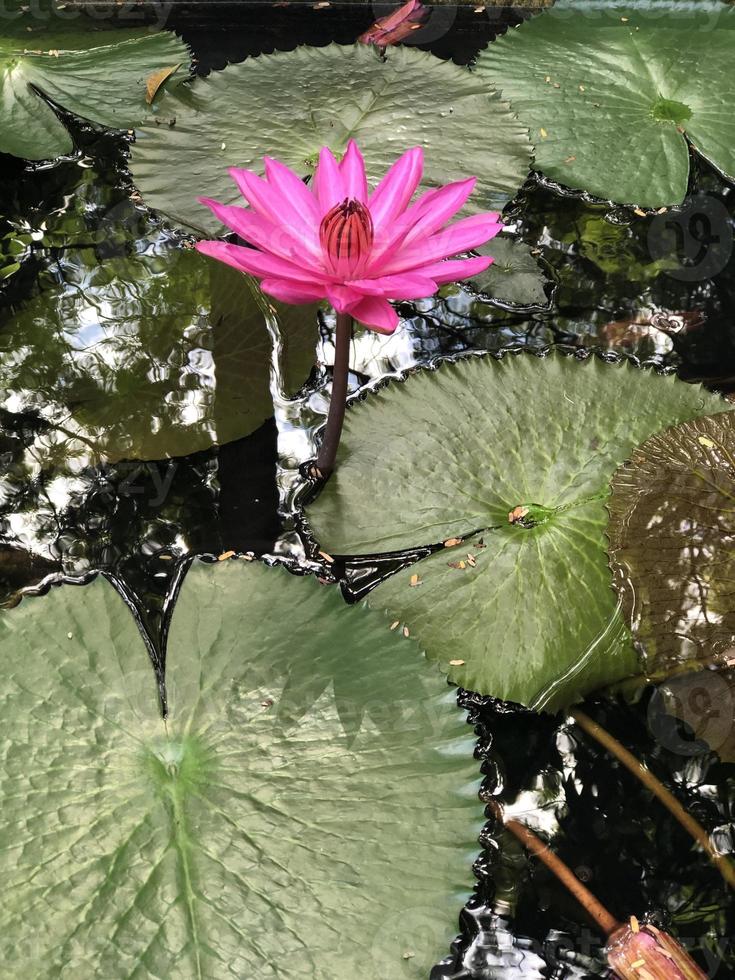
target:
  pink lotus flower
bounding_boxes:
[195,140,503,334]
[358,0,429,47]
[606,920,707,980]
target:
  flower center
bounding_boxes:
[319,197,374,278]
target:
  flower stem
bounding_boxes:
[571,708,735,890]
[504,818,621,937]
[313,311,352,479]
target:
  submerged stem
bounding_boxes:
[505,818,621,937]
[571,708,735,890]
[313,311,352,479]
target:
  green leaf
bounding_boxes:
[475,2,735,206]
[0,560,478,978]
[306,353,729,709]
[608,412,735,678]
[130,43,532,235]
[0,29,190,160]
[464,236,550,307]
[0,248,318,462]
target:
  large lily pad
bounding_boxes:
[0,248,319,462]
[608,412,735,677]
[0,559,478,978]
[0,29,190,160]
[130,43,532,235]
[306,353,728,709]
[475,1,735,206]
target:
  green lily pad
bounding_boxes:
[608,412,735,678]
[0,248,319,463]
[0,28,190,160]
[475,1,735,207]
[306,353,728,709]
[0,559,478,978]
[465,236,550,307]
[130,43,532,235]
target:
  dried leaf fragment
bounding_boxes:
[145,64,181,105]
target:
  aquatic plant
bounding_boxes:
[307,353,729,707]
[476,0,735,207]
[0,27,189,159]
[196,140,502,474]
[0,560,476,977]
[130,43,531,235]
[358,0,429,47]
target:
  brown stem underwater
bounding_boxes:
[505,818,621,938]
[571,708,735,890]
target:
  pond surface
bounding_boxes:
[0,4,733,977]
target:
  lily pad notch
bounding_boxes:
[0,29,191,159]
[0,559,479,978]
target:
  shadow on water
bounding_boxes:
[0,4,734,977]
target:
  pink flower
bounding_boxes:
[195,140,503,334]
[606,920,707,980]
[358,0,429,47]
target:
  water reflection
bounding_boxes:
[608,412,735,677]
[432,695,733,978]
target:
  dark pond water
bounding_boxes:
[0,4,734,977]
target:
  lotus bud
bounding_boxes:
[606,918,707,980]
